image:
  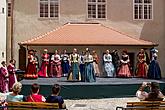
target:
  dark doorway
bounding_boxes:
[19,46,26,71]
[128,52,135,76]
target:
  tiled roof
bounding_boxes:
[19,23,157,46]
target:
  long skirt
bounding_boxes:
[38,62,49,77]
[50,63,62,78]
[9,73,17,91]
[84,63,96,82]
[24,63,38,79]
[104,62,115,77]
[61,61,70,76]
[0,76,5,93]
[148,60,161,79]
[136,62,148,78]
[79,64,85,82]
[93,62,100,77]
[117,64,131,77]
[67,62,81,81]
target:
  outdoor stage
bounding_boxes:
[20,77,165,99]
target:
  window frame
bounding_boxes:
[87,0,107,20]
[7,1,12,17]
[38,0,60,20]
[133,0,153,20]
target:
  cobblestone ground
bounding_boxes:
[65,97,139,110]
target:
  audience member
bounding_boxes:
[6,82,24,102]
[26,83,46,102]
[46,84,66,109]
[136,82,164,101]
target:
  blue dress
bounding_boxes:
[61,54,70,76]
[84,55,96,82]
[148,59,161,79]
[67,54,81,81]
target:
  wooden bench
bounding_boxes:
[5,102,62,110]
[116,101,161,110]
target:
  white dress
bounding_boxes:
[103,54,115,77]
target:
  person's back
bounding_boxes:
[139,82,165,101]
[6,82,24,102]
[46,84,65,109]
[145,91,164,101]
[26,83,45,102]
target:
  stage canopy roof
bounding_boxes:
[19,23,157,46]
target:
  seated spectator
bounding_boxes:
[145,82,164,101]
[26,83,46,102]
[136,82,164,101]
[46,84,66,109]
[6,82,24,102]
[136,82,148,101]
[0,92,7,106]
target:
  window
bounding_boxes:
[133,0,153,20]
[40,0,59,18]
[8,2,11,17]
[88,0,106,19]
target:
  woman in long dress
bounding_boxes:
[50,50,62,78]
[84,49,96,82]
[38,49,50,77]
[148,48,161,79]
[111,50,120,76]
[92,50,100,77]
[117,50,131,77]
[103,50,115,77]
[79,51,85,82]
[0,61,9,93]
[67,48,81,81]
[61,50,70,77]
[7,59,17,91]
[24,50,38,79]
[136,49,148,78]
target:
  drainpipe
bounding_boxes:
[11,0,14,59]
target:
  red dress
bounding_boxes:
[7,64,17,91]
[0,66,9,93]
[26,94,45,102]
[136,53,148,78]
[24,54,38,79]
[38,53,49,77]
[50,54,62,78]
[117,55,131,77]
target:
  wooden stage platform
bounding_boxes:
[20,77,165,99]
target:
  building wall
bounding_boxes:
[0,0,6,63]
[10,0,165,76]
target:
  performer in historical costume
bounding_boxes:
[67,48,81,81]
[7,59,17,91]
[84,49,96,82]
[61,50,70,77]
[148,48,161,79]
[0,61,9,93]
[79,51,85,82]
[24,50,38,79]
[117,50,131,77]
[34,50,39,72]
[92,50,100,77]
[111,50,120,76]
[103,50,115,77]
[50,50,62,78]
[38,49,50,78]
[136,49,148,78]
